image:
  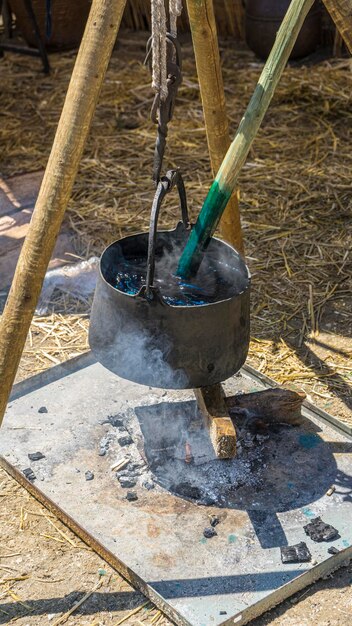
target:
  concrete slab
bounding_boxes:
[1,353,351,626]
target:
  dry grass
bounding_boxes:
[0,34,351,424]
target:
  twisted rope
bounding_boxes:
[151,0,168,101]
[169,0,183,38]
[151,0,183,101]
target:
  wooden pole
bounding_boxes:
[186,0,244,255]
[186,0,241,459]
[322,0,352,53]
[177,0,315,278]
[0,0,127,426]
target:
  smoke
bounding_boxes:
[37,257,99,315]
[110,322,189,389]
[91,288,188,388]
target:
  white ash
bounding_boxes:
[99,404,265,507]
[98,433,114,456]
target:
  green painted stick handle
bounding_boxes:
[177,0,315,278]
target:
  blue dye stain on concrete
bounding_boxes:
[299,433,320,449]
[199,537,207,544]
[342,539,350,548]
[228,534,237,544]
[287,482,295,489]
[302,507,315,518]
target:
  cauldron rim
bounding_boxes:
[98,223,251,309]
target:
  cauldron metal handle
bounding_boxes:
[145,169,190,298]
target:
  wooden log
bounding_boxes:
[196,386,305,459]
[0,0,127,426]
[177,0,315,278]
[322,0,352,54]
[226,387,306,426]
[194,384,237,459]
[186,0,244,254]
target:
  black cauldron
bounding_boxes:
[89,171,250,389]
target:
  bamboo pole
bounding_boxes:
[0,0,127,426]
[186,0,244,255]
[322,0,352,53]
[177,0,315,278]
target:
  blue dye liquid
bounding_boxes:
[113,251,237,307]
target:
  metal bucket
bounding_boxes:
[89,171,251,389]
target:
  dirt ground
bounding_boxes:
[0,32,351,626]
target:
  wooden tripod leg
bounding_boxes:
[0,0,127,426]
[187,0,242,458]
[194,384,237,459]
[186,0,244,255]
[322,0,352,54]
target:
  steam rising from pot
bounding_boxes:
[112,238,248,306]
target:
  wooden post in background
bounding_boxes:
[186,0,244,255]
[187,0,243,458]
[0,0,127,426]
[323,0,352,53]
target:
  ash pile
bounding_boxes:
[96,397,335,512]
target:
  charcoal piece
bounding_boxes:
[23,468,36,482]
[101,415,124,428]
[28,452,45,462]
[210,515,220,527]
[126,491,138,501]
[118,435,133,447]
[143,481,155,491]
[328,546,339,555]
[173,482,201,500]
[116,469,131,478]
[118,476,136,489]
[219,611,227,616]
[203,527,217,539]
[281,542,311,564]
[303,517,339,542]
[118,465,141,477]
[85,471,94,481]
[38,406,48,414]
[129,462,145,471]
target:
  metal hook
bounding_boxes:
[145,170,190,298]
